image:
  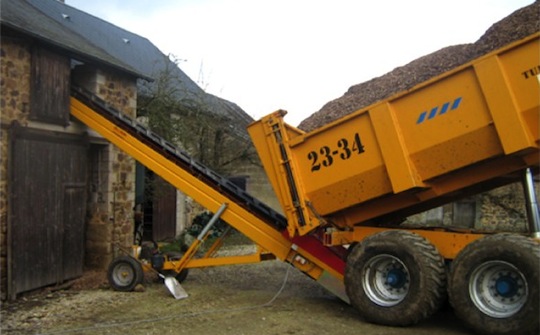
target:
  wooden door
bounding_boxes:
[9,126,88,298]
[152,177,177,241]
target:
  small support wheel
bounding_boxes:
[345,230,447,326]
[448,233,540,335]
[107,255,144,291]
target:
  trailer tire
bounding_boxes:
[345,230,446,326]
[448,233,540,335]
[107,255,144,292]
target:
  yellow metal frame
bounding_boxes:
[71,98,292,260]
[325,227,485,260]
[249,111,324,237]
[161,248,275,271]
[70,96,348,299]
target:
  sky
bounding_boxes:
[65,0,534,126]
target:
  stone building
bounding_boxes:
[0,0,278,300]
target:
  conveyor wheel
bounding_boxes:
[345,230,446,326]
[448,233,539,335]
[163,251,189,283]
[107,255,144,291]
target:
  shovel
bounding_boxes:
[154,204,227,299]
[160,273,188,299]
[118,245,188,299]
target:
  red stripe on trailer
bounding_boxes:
[286,232,346,275]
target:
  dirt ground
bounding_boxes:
[1,249,475,335]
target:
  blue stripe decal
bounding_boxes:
[439,102,450,115]
[416,112,427,124]
[451,97,462,110]
[428,106,438,119]
[416,96,463,125]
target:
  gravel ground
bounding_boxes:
[1,248,474,335]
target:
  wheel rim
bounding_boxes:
[469,260,528,318]
[362,254,410,307]
[112,263,135,286]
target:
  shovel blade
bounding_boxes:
[164,277,188,299]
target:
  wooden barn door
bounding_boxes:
[8,126,88,299]
[152,176,177,241]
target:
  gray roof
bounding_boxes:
[1,0,147,80]
[1,0,253,128]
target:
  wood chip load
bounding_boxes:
[298,1,539,131]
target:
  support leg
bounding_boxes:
[522,168,540,238]
[174,203,228,271]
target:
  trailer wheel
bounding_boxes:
[107,255,144,291]
[345,230,446,326]
[448,233,539,335]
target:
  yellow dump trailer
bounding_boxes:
[247,32,539,335]
[248,33,539,238]
[72,33,539,335]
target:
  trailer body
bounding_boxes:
[248,33,539,238]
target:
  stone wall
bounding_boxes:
[73,65,137,268]
[406,182,536,233]
[227,155,282,214]
[477,183,534,232]
[0,38,31,125]
[0,37,32,298]
[0,35,139,301]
